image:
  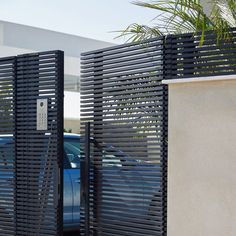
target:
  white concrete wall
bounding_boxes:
[0,20,115,133]
[64,91,80,120]
[0,20,115,76]
[166,76,236,236]
[0,20,115,58]
[0,45,80,77]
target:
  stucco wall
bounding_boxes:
[167,78,236,236]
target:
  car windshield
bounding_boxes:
[0,137,14,166]
[64,138,80,168]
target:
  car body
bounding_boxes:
[0,133,81,231]
[63,133,80,231]
[0,134,160,232]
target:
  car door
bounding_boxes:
[63,168,73,226]
[64,137,80,226]
[63,153,73,226]
[70,168,80,224]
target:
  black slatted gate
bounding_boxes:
[80,38,168,236]
[0,50,64,236]
[0,56,16,236]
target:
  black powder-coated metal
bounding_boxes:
[80,30,236,236]
[0,56,16,236]
[0,50,64,236]
[80,122,91,235]
[80,37,168,236]
[165,30,236,79]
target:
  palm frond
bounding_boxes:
[116,24,164,42]
[215,0,236,27]
[119,0,236,44]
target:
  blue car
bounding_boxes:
[63,133,81,231]
[0,133,81,232]
[0,133,160,232]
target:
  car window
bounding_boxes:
[102,149,122,167]
[0,138,14,166]
[64,138,80,169]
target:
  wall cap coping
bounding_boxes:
[162,74,236,85]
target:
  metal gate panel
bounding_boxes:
[0,56,16,236]
[0,51,64,236]
[80,38,168,236]
[15,51,64,236]
[166,31,236,79]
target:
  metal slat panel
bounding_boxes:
[81,51,163,69]
[0,57,16,236]
[81,41,163,61]
[81,37,167,236]
[15,51,64,236]
[0,51,63,236]
[166,30,236,79]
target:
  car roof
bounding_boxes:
[64,133,80,138]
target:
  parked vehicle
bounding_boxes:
[0,133,81,231]
[63,133,80,231]
[0,133,160,232]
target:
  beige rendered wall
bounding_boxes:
[167,78,236,236]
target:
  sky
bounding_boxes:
[0,0,157,44]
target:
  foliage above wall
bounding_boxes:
[119,0,236,44]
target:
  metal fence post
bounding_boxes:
[81,122,91,235]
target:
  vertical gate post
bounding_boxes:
[56,50,64,236]
[93,53,104,235]
[81,122,91,235]
[85,122,91,235]
[161,35,170,236]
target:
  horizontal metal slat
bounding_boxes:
[81,40,163,60]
